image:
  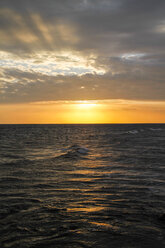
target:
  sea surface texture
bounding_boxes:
[0,124,165,248]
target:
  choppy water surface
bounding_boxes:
[0,124,165,248]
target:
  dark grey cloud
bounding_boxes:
[0,67,164,104]
[0,0,165,103]
[1,0,165,54]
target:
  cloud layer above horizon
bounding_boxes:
[0,0,165,103]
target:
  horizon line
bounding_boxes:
[0,123,164,125]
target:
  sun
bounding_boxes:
[64,100,103,123]
[75,101,97,110]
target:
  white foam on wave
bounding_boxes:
[149,128,162,131]
[60,144,89,157]
[127,127,163,135]
[127,130,139,134]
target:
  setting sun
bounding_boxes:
[74,101,98,110]
[66,101,104,124]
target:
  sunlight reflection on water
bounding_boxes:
[0,124,165,248]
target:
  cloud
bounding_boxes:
[1,0,165,55]
[0,67,164,104]
[0,0,165,103]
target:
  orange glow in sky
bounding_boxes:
[0,100,165,124]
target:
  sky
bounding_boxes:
[0,0,165,123]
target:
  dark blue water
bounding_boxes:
[0,124,165,248]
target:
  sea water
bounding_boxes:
[0,124,165,248]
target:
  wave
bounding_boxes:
[149,128,163,131]
[127,130,139,134]
[53,144,89,160]
[126,127,163,135]
[0,177,25,183]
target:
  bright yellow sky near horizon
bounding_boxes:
[0,100,165,124]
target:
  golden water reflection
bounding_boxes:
[68,169,122,175]
[89,222,119,230]
[67,206,105,213]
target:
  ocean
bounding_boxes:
[0,124,165,248]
